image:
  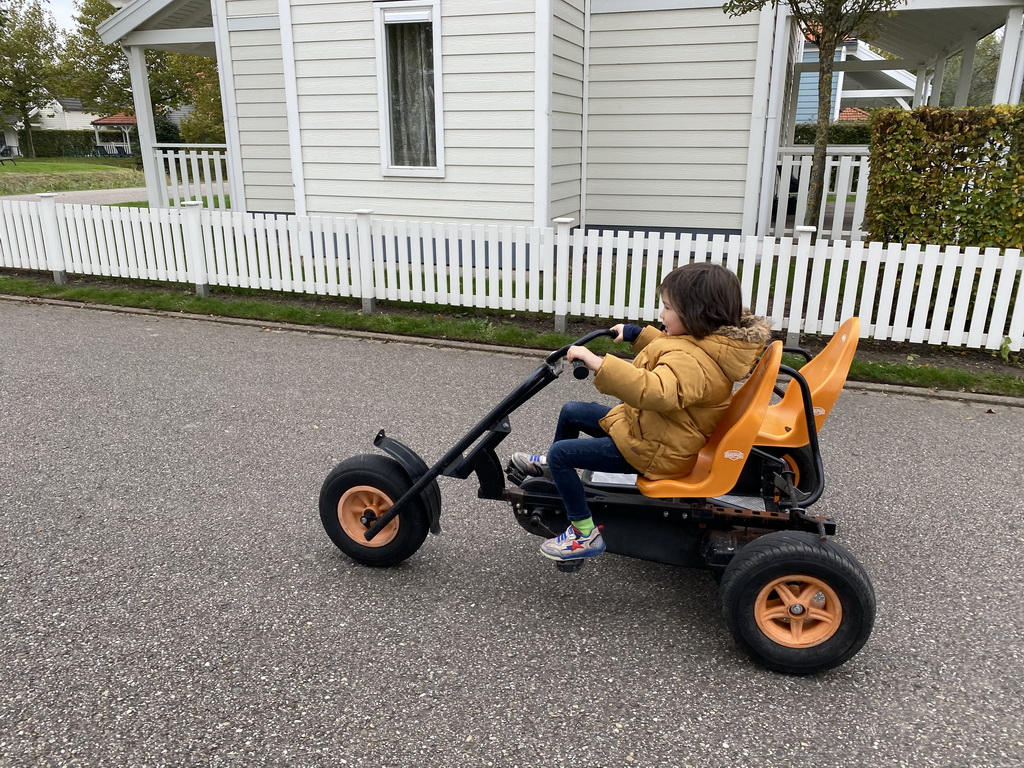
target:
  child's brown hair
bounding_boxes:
[659,262,742,339]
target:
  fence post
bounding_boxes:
[182,202,210,297]
[790,226,816,346]
[37,193,68,285]
[553,217,574,334]
[354,209,376,314]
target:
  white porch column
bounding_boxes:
[123,44,164,208]
[1012,20,1024,104]
[955,31,979,107]
[928,55,946,106]
[993,7,1024,103]
[741,3,782,235]
[913,67,929,107]
[754,8,793,236]
[533,0,553,228]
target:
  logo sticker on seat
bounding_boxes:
[724,450,744,461]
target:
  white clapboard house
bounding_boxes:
[97,0,1024,238]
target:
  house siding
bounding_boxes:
[551,0,585,223]
[225,0,295,213]
[35,104,96,131]
[586,7,761,231]
[290,0,537,223]
[795,46,843,123]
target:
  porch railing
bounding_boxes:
[154,144,230,210]
[773,146,870,241]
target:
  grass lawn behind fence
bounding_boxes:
[0,272,1021,398]
[0,157,146,196]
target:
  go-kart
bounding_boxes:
[319,320,875,675]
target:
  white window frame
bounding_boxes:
[373,0,445,178]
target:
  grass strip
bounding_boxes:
[2,272,1022,398]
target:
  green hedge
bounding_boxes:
[794,121,872,145]
[17,129,97,157]
[865,106,1024,248]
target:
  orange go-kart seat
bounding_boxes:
[757,317,860,449]
[636,341,783,500]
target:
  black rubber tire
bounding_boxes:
[719,530,875,675]
[319,454,430,567]
[762,444,820,494]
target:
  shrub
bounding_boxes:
[17,129,95,157]
[865,106,1024,248]
[794,121,872,145]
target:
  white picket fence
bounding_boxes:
[1,196,1021,352]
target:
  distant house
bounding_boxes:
[97,0,1024,237]
[837,107,870,122]
[795,39,917,126]
[1,98,102,155]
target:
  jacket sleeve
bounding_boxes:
[594,347,708,412]
[631,325,664,353]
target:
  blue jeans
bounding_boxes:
[548,402,635,523]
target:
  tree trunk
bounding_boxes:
[805,37,838,232]
[19,108,36,159]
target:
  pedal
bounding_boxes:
[774,472,811,504]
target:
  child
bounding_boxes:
[512,262,772,562]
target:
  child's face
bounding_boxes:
[660,296,686,336]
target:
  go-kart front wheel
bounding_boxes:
[319,454,429,567]
[719,531,875,675]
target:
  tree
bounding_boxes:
[939,32,1005,107]
[59,0,191,116]
[173,56,224,144]
[0,0,62,158]
[724,0,905,230]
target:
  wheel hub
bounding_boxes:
[338,486,399,548]
[754,575,843,648]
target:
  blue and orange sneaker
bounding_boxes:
[540,524,606,561]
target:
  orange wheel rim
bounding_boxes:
[773,454,802,502]
[754,575,842,648]
[338,485,399,547]
[782,454,801,486]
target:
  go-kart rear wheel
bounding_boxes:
[719,531,874,675]
[763,444,819,493]
[319,454,429,567]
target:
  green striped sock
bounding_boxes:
[573,517,595,536]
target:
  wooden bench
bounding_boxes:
[0,157,16,166]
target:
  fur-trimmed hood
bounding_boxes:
[697,311,774,382]
[711,311,774,346]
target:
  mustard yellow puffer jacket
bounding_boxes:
[594,314,773,480]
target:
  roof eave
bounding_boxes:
[98,0,179,45]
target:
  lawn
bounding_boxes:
[0,157,137,174]
[0,157,146,195]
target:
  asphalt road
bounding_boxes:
[1,299,1022,768]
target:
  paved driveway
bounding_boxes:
[0,187,149,204]
[1,299,1022,768]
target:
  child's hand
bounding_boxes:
[567,345,603,372]
[610,323,625,343]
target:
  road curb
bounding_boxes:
[4,292,1023,409]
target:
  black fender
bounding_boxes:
[373,430,443,535]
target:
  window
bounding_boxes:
[374,1,445,177]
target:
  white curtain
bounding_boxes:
[386,22,436,167]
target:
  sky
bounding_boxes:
[45,0,78,31]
